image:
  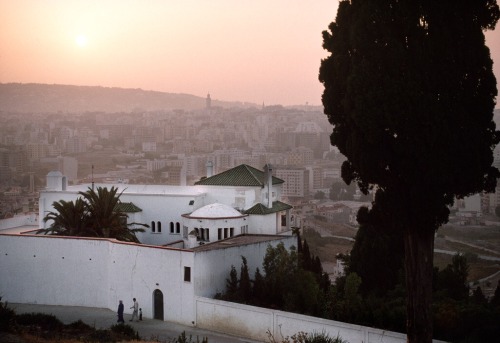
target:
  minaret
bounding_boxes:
[206,93,211,110]
[264,164,273,208]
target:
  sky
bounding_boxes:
[0,0,499,107]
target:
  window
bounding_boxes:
[224,228,228,239]
[184,266,191,282]
[205,228,210,241]
[176,222,180,234]
[151,221,156,233]
[218,228,222,240]
[157,221,161,233]
[170,222,174,233]
[230,227,234,237]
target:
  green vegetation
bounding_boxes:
[216,239,331,317]
[0,301,140,342]
[267,330,347,343]
[38,186,147,242]
[217,224,500,342]
[319,2,500,342]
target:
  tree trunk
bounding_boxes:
[404,226,435,343]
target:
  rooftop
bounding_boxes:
[191,234,291,252]
[195,164,284,187]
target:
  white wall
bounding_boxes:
[197,185,261,211]
[0,214,38,230]
[195,297,447,343]
[0,234,195,325]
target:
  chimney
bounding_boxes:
[206,161,214,177]
[264,164,273,208]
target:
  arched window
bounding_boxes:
[170,222,174,233]
[157,221,161,233]
[176,222,180,234]
[151,221,156,233]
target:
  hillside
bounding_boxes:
[0,83,253,113]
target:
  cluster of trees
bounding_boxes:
[335,211,500,342]
[216,235,331,317]
[38,186,146,243]
[218,218,500,342]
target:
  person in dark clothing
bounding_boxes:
[117,300,125,323]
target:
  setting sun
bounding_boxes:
[75,34,87,47]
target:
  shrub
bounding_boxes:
[0,298,16,332]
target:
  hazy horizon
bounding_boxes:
[1,0,499,107]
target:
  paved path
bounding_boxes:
[9,303,262,343]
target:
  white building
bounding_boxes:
[1,164,296,326]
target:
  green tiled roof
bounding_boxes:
[194,164,284,187]
[244,201,292,215]
[115,202,142,213]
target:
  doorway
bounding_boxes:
[153,289,164,320]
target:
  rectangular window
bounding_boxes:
[224,228,228,239]
[184,266,191,282]
[230,227,234,237]
[218,228,222,240]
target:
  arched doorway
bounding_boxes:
[153,289,164,320]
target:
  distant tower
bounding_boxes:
[206,93,211,110]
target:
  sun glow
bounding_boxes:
[75,34,88,47]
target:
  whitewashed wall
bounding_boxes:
[197,185,261,210]
[0,234,195,325]
[249,213,279,235]
[195,297,447,343]
[0,214,38,230]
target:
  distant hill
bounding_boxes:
[0,83,255,113]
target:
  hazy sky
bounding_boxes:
[1,0,499,106]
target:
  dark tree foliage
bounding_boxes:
[348,206,405,297]
[435,253,469,301]
[252,267,265,306]
[217,244,329,317]
[225,265,239,301]
[491,281,500,308]
[320,1,500,342]
[239,256,252,303]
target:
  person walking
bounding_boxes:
[117,300,124,323]
[130,298,139,322]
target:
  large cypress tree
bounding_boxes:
[319,1,500,342]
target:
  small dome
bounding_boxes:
[189,203,243,219]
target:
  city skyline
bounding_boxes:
[1,0,499,107]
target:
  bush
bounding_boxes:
[16,312,64,331]
[110,323,138,339]
[267,330,348,343]
[0,298,16,332]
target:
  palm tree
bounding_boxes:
[79,186,146,243]
[40,186,146,243]
[39,198,89,236]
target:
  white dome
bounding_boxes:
[189,203,243,218]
